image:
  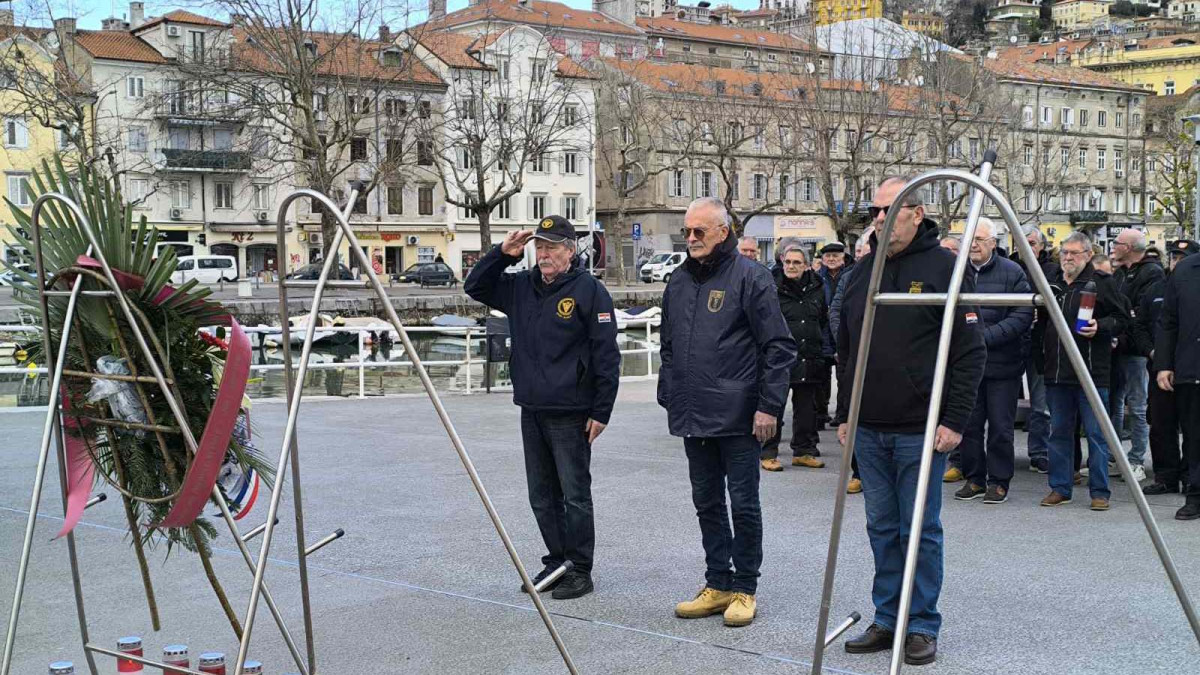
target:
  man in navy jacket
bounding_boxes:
[955,218,1033,505]
[660,197,795,628]
[465,215,620,600]
[1155,239,1200,520]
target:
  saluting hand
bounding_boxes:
[501,229,534,257]
[753,412,777,444]
[586,418,606,444]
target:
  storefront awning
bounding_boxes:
[744,214,775,239]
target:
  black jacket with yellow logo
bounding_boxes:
[657,233,796,438]
[465,245,621,424]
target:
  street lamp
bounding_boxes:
[1181,113,1200,240]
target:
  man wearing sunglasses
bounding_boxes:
[660,197,795,628]
[837,176,986,665]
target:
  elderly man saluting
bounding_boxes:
[465,215,621,600]
[660,197,796,628]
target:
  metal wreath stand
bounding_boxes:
[3,188,578,675]
[809,151,1200,675]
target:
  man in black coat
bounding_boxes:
[837,176,986,665]
[1040,231,1130,511]
[465,216,621,599]
[660,197,795,628]
[1155,239,1200,520]
[955,218,1033,505]
[1011,225,1061,474]
[817,242,851,426]
[760,244,827,472]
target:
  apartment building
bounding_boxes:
[637,16,828,72]
[1052,0,1113,31]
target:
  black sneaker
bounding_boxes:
[954,483,986,501]
[1143,481,1181,495]
[982,485,1008,504]
[845,624,895,654]
[521,565,563,593]
[904,633,937,666]
[1176,503,1200,521]
[551,571,594,600]
[1030,457,1049,474]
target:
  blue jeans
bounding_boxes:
[521,410,595,573]
[1112,355,1149,465]
[1046,385,1111,500]
[1026,366,1050,461]
[684,435,762,594]
[856,428,946,638]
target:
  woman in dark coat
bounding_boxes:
[761,244,829,472]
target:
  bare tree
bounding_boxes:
[1144,103,1197,239]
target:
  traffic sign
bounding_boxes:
[632,223,642,240]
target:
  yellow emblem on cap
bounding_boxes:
[557,297,576,319]
[707,289,725,312]
[540,218,555,229]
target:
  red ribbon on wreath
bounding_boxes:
[56,256,251,537]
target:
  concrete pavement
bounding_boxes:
[2,380,1198,673]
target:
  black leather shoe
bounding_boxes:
[1177,503,1200,521]
[520,565,562,593]
[1144,481,1181,496]
[904,633,937,665]
[551,571,594,600]
[845,624,895,654]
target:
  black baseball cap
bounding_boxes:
[531,215,576,243]
[1169,239,1200,257]
[819,242,846,255]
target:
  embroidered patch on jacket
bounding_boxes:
[965,312,979,324]
[707,289,726,312]
[557,297,576,319]
[909,281,924,294]
[597,312,612,323]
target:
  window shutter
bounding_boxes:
[559,196,566,217]
[527,195,534,219]
[682,171,691,198]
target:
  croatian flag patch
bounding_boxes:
[965,312,979,324]
[597,312,612,323]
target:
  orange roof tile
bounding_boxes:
[983,55,1144,93]
[135,10,231,32]
[73,30,166,63]
[425,0,642,37]
[1116,32,1200,51]
[411,30,492,70]
[996,40,1092,64]
[636,17,816,52]
[231,29,444,86]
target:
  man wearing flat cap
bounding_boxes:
[816,241,851,432]
[465,215,622,598]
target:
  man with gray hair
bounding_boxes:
[660,197,795,628]
[1110,227,1164,483]
[737,235,761,262]
[1009,224,1061,474]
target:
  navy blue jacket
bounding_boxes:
[657,233,796,437]
[465,246,621,424]
[817,262,851,358]
[972,253,1033,380]
[1155,254,1200,384]
[837,218,986,434]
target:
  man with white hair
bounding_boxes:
[737,235,761,262]
[1110,227,1164,483]
[954,218,1033,505]
[660,197,795,628]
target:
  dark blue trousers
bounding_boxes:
[684,435,762,594]
[960,377,1021,490]
[520,409,594,574]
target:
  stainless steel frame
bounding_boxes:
[2,193,319,675]
[810,155,1200,674]
[227,189,579,673]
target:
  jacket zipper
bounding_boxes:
[684,281,703,436]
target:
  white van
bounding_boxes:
[639,251,686,283]
[171,255,238,284]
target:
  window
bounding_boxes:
[418,185,434,215]
[752,174,767,200]
[252,184,269,209]
[530,153,547,173]
[1023,144,1033,166]
[459,98,476,120]
[1079,147,1087,169]
[127,126,148,153]
[1097,148,1106,170]
[1061,108,1073,126]
[386,98,407,117]
[1042,145,1050,168]
[969,138,979,162]
[128,178,149,204]
[562,195,578,221]
[170,180,191,209]
[1041,106,1052,124]
[352,188,368,214]
[458,146,474,169]
[385,185,403,215]
[351,136,367,161]
[213,128,233,151]
[1078,189,1089,211]
[1132,191,1142,214]
[1115,111,1124,129]
[168,127,189,150]
[779,173,791,201]
[494,196,511,219]
[563,151,578,174]
[214,181,233,209]
[1061,146,1070,167]
[830,129,838,153]
[1166,81,1176,96]
[496,56,511,79]
[1115,148,1124,178]
[3,118,28,148]
[563,105,578,127]
[754,126,765,150]
[701,170,713,198]
[1115,190,1125,213]
[531,194,547,219]
[531,59,547,82]
[1022,105,1034,126]
[418,100,431,118]
[1132,113,1141,129]
[126,76,144,99]
[779,125,792,149]
[531,102,544,125]
[387,138,403,162]
[800,177,815,202]
[1079,109,1089,127]
[669,169,684,197]
[6,173,31,207]
[1021,190,1031,211]
[1097,110,1107,127]
[418,247,435,263]
[417,139,434,166]
[730,173,739,203]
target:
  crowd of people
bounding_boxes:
[463,181,1200,667]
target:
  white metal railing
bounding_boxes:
[0,317,661,402]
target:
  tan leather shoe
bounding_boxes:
[943,466,964,483]
[675,587,733,619]
[723,592,756,627]
[1041,491,1071,507]
[792,454,825,468]
[760,458,783,472]
[847,478,863,494]
[1090,497,1110,511]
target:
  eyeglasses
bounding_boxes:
[782,259,807,266]
[867,204,915,220]
[1060,248,1089,258]
[972,236,995,245]
[681,226,720,240]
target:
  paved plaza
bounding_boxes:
[2,381,1199,674]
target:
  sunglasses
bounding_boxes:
[867,204,915,221]
[680,226,721,240]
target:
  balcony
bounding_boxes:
[154,96,246,125]
[161,148,251,172]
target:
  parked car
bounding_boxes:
[394,262,458,288]
[639,252,686,283]
[170,255,238,284]
[0,263,33,290]
[286,263,356,281]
